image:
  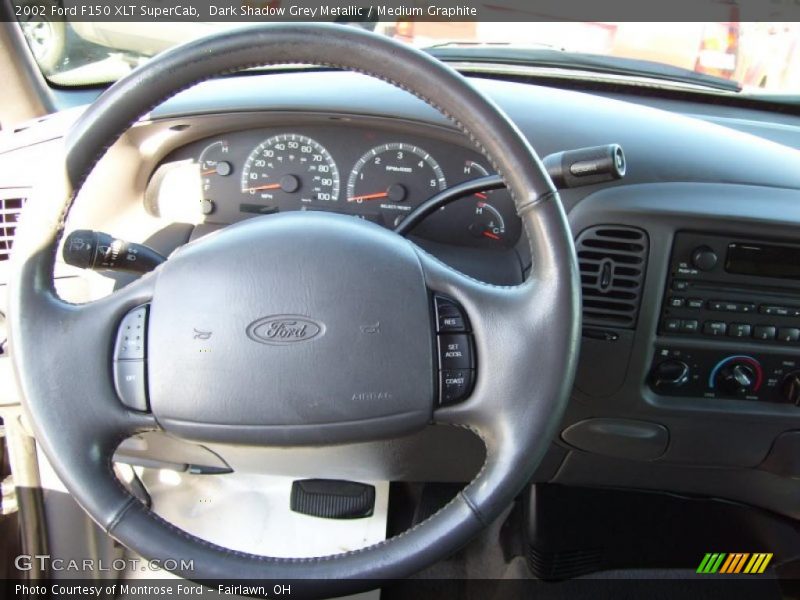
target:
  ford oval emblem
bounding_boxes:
[246,315,325,345]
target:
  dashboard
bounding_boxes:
[148,124,521,249]
[4,70,800,522]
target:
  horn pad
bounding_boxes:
[147,213,435,445]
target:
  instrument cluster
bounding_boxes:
[149,124,521,249]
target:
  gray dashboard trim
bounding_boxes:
[560,180,800,518]
[150,72,800,193]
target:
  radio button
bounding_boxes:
[708,300,756,313]
[761,305,792,317]
[777,328,800,343]
[687,298,704,309]
[709,300,735,312]
[662,318,681,333]
[728,323,752,338]
[691,246,718,271]
[703,321,727,336]
[671,280,689,292]
[753,325,777,341]
[669,297,686,308]
[680,320,699,333]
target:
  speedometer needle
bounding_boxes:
[245,183,283,192]
[348,192,389,202]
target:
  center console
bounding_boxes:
[650,232,800,405]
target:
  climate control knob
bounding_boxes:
[716,362,757,396]
[651,359,690,389]
[780,371,800,405]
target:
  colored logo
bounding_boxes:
[697,553,773,574]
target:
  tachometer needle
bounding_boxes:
[348,191,389,202]
[475,192,488,200]
[245,183,283,192]
[482,231,501,241]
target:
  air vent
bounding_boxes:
[528,545,603,580]
[0,197,25,262]
[576,225,648,329]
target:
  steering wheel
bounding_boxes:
[9,24,580,596]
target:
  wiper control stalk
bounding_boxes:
[63,230,166,274]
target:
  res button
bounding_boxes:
[435,296,469,332]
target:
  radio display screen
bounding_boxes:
[726,242,800,280]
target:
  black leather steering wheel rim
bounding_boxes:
[9,23,580,596]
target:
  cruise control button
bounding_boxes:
[727,323,752,338]
[438,334,474,369]
[114,359,148,411]
[753,325,777,341]
[777,328,800,343]
[114,305,147,360]
[703,321,727,336]
[440,370,474,406]
[435,296,468,332]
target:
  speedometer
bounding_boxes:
[240,134,339,207]
[346,143,447,210]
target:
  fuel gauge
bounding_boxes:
[198,140,232,215]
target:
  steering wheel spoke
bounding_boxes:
[418,195,581,521]
[10,260,159,526]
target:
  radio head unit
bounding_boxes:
[660,232,800,345]
[653,232,800,406]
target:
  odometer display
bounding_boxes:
[240,134,339,207]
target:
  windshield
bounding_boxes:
[16,16,800,95]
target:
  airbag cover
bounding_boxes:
[147,212,434,445]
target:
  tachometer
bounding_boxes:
[346,144,447,221]
[240,134,339,207]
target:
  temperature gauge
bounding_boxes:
[471,201,506,241]
[463,161,509,244]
